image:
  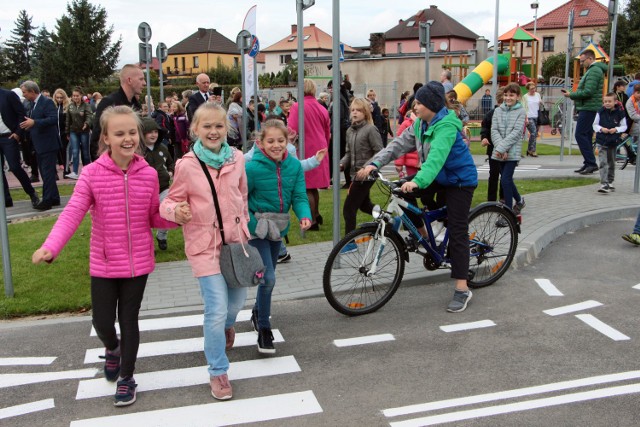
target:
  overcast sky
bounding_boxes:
[2,0,609,66]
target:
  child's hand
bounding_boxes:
[32,248,52,264]
[300,218,311,230]
[174,201,192,225]
[400,181,418,193]
[481,138,489,146]
[314,148,328,162]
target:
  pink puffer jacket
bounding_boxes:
[42,152,178,278]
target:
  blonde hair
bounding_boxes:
[98,105,143,155]
[367,89,376,99]
[260,119,288,142]
[350,98,373,124]
[303,79,317,96]
[526,82,536,90]
[189,103,230,140]
[53,88,70,111]
[171,101,185,114]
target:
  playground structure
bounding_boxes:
[572,42,610,93]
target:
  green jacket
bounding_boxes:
[66,101,93,134]
[569,62,607,112]
[245,148,311,237]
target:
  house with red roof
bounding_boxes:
[522,0,609,62]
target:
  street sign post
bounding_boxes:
[236,30,252,152]
[138,22,153,114]
[156,42,168,102]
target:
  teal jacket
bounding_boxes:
[412,108,477,189]
[245,148,311,237]
[569,62,608,112]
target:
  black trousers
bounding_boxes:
[343,180,375,234]
[487,157,503,202]
[91,275,148,379]
[36,151,60,204]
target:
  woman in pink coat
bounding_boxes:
[32,106,187,407]
[288,79,330,230]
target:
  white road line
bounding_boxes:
[70,390,322,427]
[389,382,640,426]
[0,399,55,420]
[383,370,640,417]
[0,357,56,366]
[632,284,640,290]
[543,300,602,316]
[333,333,395,347]
[76,355,300,400]
[90,309,252,336]
[83,330,284,363]
[575,314,630,341]
[534,279,564,296]
[439,320,496,333]
[0,368,98,389]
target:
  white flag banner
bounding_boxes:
[243,5,257,104]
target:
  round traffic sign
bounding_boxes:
[138,22,152,41]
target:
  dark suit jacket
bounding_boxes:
[187,91,208,121]
[0,88,27,139]
[28,95,59,154]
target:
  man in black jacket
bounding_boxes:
[328,79,352,188]
[90,64,145,160]
[187,73,211,121]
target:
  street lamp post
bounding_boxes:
[296,0,315,160]
[531,0,539,38]
[420,20,434,83]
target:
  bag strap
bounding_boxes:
[197,158,227,245]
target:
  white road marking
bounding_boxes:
[83,330,284,363]
[575,314,630,341]
[389,382,640,426]
[383,370,640,417]
[534,279,564,296]
[632,284,640,290]
[76,355,300,400]
[0,368,98,389]
[439,320,496,333]
[70,390,322,427]
[543,300,602,316]
[90,309,252,336]
[0,399,55,420]
[0,357,56,366]
[333,333,395,347]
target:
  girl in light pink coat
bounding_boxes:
[160,103,249,401]
[32,106,188,407]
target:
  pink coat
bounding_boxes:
[160,149,250,278]
[42,153,177,278]
[288,95,331,189]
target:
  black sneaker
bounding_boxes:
[156,238,168,250]
[114,377,137,407]
[513,197,525,215]
[277,252,291,263]
[495,217,509,228]
[257,328,276,354]
[99,346,120,382]
[250,307,259,332]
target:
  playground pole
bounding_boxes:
[491,0,499,105]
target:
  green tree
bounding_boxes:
[207,57,241,85]
[0,30,13,85]
[599,0,640,69]
[30,26,63,90]
[6,10,36,79]
[542,53,575,82]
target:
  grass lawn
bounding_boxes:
[468,141,577,156]
[0,177,596,318]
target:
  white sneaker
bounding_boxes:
[597,184,610,194]
[64,172,79,180]
[608,184,615,192]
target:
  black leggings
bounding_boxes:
[343,180,375,234]
[91,275,148,379]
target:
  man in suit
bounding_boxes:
[187,73,211,121]
[19,80,59,211]
[0,87,40,208]
[90,64,145,160]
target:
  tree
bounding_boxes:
[599,0,640,70]
[6,10,36,79]
[30,26,65,90]
[541,53,575,82]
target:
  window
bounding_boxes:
[279,54,293,65]
[542,37,554,52]
[579,9,590,16]
[288,36,296,42]
[174,57,178,69]
[304,35,310,40]
[397,42,403,54]
[193,56,199,68]
[181,57,185,71]
[406,20,415,27]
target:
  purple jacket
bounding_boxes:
[41,152,177,278]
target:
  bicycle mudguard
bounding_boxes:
[470,202,521,233]
[356,222,410,262]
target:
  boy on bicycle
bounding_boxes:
[358,82,477,313]
[593,92,627,193]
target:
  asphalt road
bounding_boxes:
[1,217,639,426]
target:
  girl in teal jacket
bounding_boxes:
[245,119,311,354]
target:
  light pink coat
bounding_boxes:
[42,153,177,278]
[288,95,331,189]
[160,149,250,278]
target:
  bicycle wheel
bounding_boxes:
[617,143,629,170]
[467,205,518,289]
[323,225,405,316]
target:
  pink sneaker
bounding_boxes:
[225,327,235,350]
[210,374,232,400]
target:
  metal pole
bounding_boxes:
[253,58,259,133]
[296,0,305,159]
[145,42,152,113]
[392,80,398,136]
[425,23,430,82]
[241,48,248,152]
[332,0,341,246]
[560,9,574,162]
[608,0,618,91]
[159,63,164,104]
[0,182,13,297]
[491,0,499,105]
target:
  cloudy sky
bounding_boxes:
[2,0,609,66]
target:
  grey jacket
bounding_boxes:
[340,122,383,178]
[626,97,640,140]
[368,120,427,169]
[491,102,526,161]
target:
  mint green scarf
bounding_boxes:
[193,139,233,169]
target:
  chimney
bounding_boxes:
[369,33,386,56]
[430,4,438,8]
[310,23,315,27]
[197,28,207,38]
[291,24,297,34]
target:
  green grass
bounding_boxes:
[0,177,596,318]
[468,142,577,156]
[9,184,76,201]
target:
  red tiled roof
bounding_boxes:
[385,5,479,41]
[136,57,160,72]
[262,23,357,53]
[168,28,238,55]
[522,0,608,31]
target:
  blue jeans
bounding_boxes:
[198,274,247,377]
[499,161,521,211]
[69,131,90,173]
[575,111,598,168]
[248,238,281,329]
[156,189,169,241]
[633,211,640,235]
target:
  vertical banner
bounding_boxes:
[243,5,257,104]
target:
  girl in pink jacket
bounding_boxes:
[160,103,249,401]
[32,106,189,407]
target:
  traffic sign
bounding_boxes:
[138,22,152,42]
[248,36,260,58]
[339,43,344,62]
[156,42,168,63]
[138,43,151,64]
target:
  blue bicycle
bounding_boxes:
[323,171,520,316]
